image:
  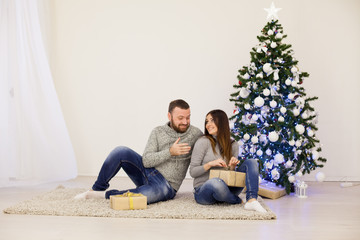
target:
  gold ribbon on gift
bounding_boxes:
[115,191,143,210]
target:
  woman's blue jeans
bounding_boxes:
[92,146,176,204]
[194,159,259,205]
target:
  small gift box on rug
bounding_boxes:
[110,191,147,210]
[209,169,246,187]
[258,181,286,200]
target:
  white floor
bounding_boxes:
[1,176,359,240]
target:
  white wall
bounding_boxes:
[50,0,360,181]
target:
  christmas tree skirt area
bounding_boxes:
[3,185,276,220]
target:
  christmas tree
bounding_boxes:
[230,3,327,193]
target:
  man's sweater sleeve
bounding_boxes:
[142,128,172,168]
[189,137,208,178]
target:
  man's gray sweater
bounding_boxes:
[142,123,202,191]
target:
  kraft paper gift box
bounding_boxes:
[209,169,246,187]
[258,181,286,199]
[110,191,147,210]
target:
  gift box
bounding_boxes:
[209,169,246,187]
[110,191,147,210]
[258,181,286,199]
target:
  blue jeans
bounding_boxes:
[92,146,176,204]
[194,159,259,205]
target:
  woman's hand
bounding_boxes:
[228,157,240,170]
[203,158,227,171]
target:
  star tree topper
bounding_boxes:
[264,2,282,20]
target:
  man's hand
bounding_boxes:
[169,138,191,156]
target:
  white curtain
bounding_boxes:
[0,0,77,187]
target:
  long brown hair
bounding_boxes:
[204,109,233,164]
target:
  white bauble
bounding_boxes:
[254,96,265,107]
[260,134,267,143]
[270,42,277,48]
[274,153,285,164]
[301,112,308,119]
[244,103,251,110]
[280,107,287,114]
[288,93,295,100]
[263,63,273,74]
[266,149,272,156]
[295,124,305,134]
[295,97,305,106]
[263,89,271,96]
[285,160,293,168]
[291,81,298,87]
[278,116,285,122]
[251,136,259,144]
[270,100,277,108]
[293,109,300,116]
[296,150,302,155]
[250,147,256,154]
[296,171,303,177]
[271,169,280,180]
[315,172,326,182]
[307,129,314,137]
[267,29,274,35]
[285,79,292,86]
[312,150,319,160]
[269,131,279,142]
[256,149,263,156]
[251,114,258,121]
[240,88,250,99]
[256,73,263,79]
[288,175,295,183]
[243,133,250,141]
[291,66,298,74]
[295,140,302,147]
[243,73,250,79]
[265,161,273,169]
[276,33,283,39]
[289,139,295,146]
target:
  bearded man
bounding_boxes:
[75,99,202,204]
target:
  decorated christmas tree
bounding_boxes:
[230,3,327,193]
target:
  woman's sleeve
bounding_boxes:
[189,137,208,178]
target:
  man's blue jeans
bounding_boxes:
[92,146,176,204]
[194,159,259,205]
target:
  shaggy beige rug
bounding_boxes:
[3,186,276,220]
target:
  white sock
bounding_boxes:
[244,200,267,213]
[74,190,105,200]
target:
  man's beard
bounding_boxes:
[170,118,189,133]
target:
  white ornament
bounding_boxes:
[240,88,251,98]
[267,29,274,35]
[263,89,271,96]
[273,69,279,80]
[265,161,273,169]
[301,112,308,119]
[256,149,263,156]
[243,73,250,79]
[270,100,277,108]
[251,136,259,144]
[291,81,298,87]
[295,140,302,147]
[278,116,284,122]
[295,124,305,134]
[280,107,287,114]
[271,168,280,180]
[251,114,259,121]
[266,149,272,156]
[270,42,277,48]
[285,160,293,168]
[274,153,285,164]
[285,79,292,86]
[269,131,279,142]
[307,129,314,137]
[260,134,268,144]
[293,109,300,116]
[254,96,265,107]
[263,63,273,74]
[276,33,283,39]
[256,73,263,79]
[296,171,303,177]
[288,93,295,100]
[315,172,325,182]
[244,103,251,110]
[243,133,250,141]
[291,66,298,74]
[288,175,295,183]
[289,139,295,146]
[312,150,319,160]
[295,97,305,106]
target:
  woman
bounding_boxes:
[189,109,266,213]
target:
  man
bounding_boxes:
[75,99,202,204]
